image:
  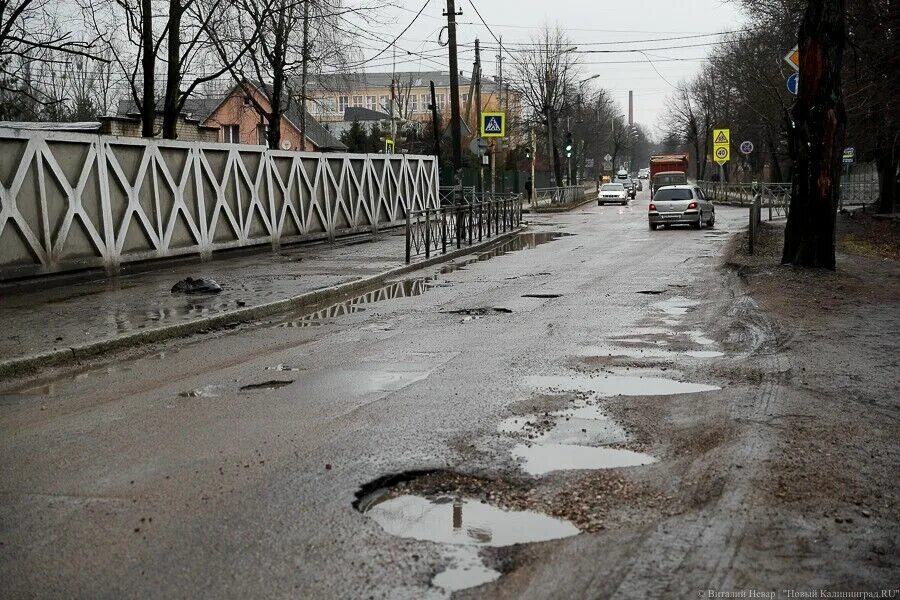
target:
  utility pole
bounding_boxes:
[389,46,397,153]
[299,0,311,149]
[430,80,441,171]
[494,36,503,194]
[544,67,557,187]
[474,37,482,196]
[530,128,536,207]
[566,115,571,186]
[444,0,463,187]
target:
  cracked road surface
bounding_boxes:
[1,189,896,598]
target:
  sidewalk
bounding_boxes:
[0,227,518,375]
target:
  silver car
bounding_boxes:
[598,183,628,205]
[648,185,715,230]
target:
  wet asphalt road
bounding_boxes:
[0,187,750,598]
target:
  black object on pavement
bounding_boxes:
[171,277,223,294]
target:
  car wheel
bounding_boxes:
[621,200,627,206]
[707,211,715,227]
[649,222,657,231]
[691,218,702,230]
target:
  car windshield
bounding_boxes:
[654,188,694,201]
[601,184,624,191]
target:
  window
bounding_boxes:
[352,95,363,107]
[339,96,349,113]
[409,94,418,113]
[421,94,429,111]
[223,124,240,143]
[322,97,336,114]
[462,93,469,105]
[653,188,694,201]
[437,93,446,110]
[366,95,376,110]
[257,124,268,145]
[379,95,389,111]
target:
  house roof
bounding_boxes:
[116,87,346,151]
[343,106,391,122]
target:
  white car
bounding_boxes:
[598,183,628,206]
[648,185,715,230]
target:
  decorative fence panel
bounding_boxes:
[0,128,439,280]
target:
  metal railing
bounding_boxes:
[405,193,523,263]
[531,186,584,208]
[749,195,762,255]
[699,180,790,218]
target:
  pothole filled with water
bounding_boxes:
[511,444,656,476]
[357,481,579,593]
[525,373,721,397]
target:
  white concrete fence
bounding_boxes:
[0,128,439,280]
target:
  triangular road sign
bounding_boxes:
[485,117,501,133]
[714,131,728,144]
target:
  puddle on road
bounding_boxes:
[652,296,701,316]
[684,350,724,358]
[362,493,579,592]
[439,232,573,275]
[512,443,656,476]
[521,293,563,299]
[265,363,301,372]
[580,345,724,361]
[280,278,430,327]
[178,384,222,398]
[526,373,721,397]
[276,232,572,329]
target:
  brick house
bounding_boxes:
[116,81,346,151]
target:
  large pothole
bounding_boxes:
[354,471,579,594]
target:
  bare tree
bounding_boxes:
[512,25,580,186]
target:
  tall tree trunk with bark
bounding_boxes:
[162,0,183,140]
[782,0,847,269]
[266,7,287,150]
[140,0,155,137]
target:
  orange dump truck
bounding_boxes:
[649,154,689,196]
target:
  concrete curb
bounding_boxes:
[0,228,526,380]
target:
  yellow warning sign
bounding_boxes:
[713,128,730,165]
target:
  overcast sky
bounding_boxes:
[353,0,747,138]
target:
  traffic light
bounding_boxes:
[565,132,573,158]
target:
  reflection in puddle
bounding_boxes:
[439,232,573,275]
[526,373,720,397]
[652,296,701,316]
[281,278,430,327]
[512,443,657,476]
[363,494,579,592]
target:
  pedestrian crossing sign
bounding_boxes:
[481,112,506,138]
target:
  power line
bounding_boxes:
[340,0,433,69]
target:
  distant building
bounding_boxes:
[329,106,392,138]
[306,71,520,135]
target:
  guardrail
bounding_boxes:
[531,186,584,208]
[405,193,523,263]
[698,181,790,255]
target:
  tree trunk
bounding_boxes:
[162,0,183,140]
[299,0,310,151]
[140,0,155,137]
[876,148,897,213]
[553,144,563,187]
[267,10,287,151]
[782,0,847,270]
